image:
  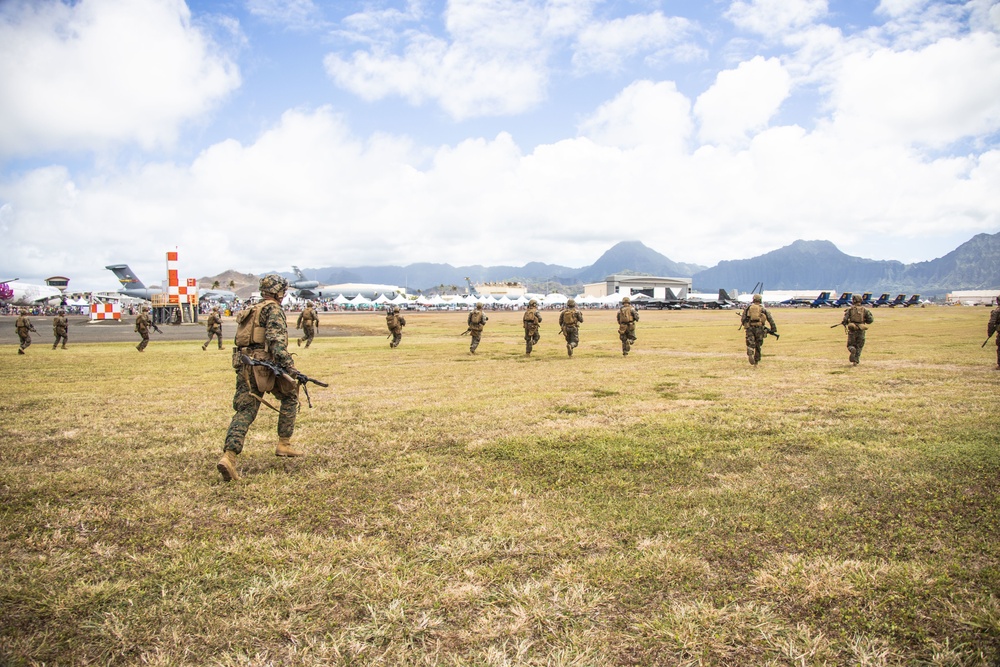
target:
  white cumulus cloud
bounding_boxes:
[695,56,791,146]
[0,0,241,157]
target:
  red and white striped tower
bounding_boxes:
[166,251,180,304]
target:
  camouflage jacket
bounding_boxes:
[841,305,874,328]
[135,313,151,334]
[523,307,541,329]
[989,306,1000,338]
[467,309,488,332]
[15,315,31,334]
[297,307,319,329]
[617,305,639,325]
[258,299,293,369]
[559,308,583,329]
[53,315,68,334]
[206,312,223,334]
[741,304,776,331]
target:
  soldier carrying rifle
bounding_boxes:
[740,294,777,366]
[15,308,36,355]
[839,293,874,365]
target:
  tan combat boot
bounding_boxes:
[275,437,303,457]
[217,450,240,481]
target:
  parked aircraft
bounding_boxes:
[858,292,873,305]
[684,289,738,309]
[291,266,320,293]
[879,294,907,307]
[781,291,833,307]
[0,278,63,306]
[870,293,891,307]
[900,294,921,307]
[642,288,685,310]
[829,292,853,308]
[106,264,236,302]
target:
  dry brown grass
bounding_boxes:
[0,305,997,665]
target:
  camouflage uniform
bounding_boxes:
[219,274,301,481]
[617,296,640,356]
[296,302,319,348]
[202,307,224,350]
[988,296,1000,369]
[523,300,542,355]
[386,306,406,348]
[15,310,34,354]
[841,294,874,365]
[467,302,488,354]
[52,310,68,349]
[134,307,152,352]
[740,294,776,366]
[559,299,584,357]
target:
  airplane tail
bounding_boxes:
[719,289,732,302]
[105,264,146,288]
[665,288,679,300]
[292,265,306,281]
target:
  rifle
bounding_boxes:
[240,354,329,408]
[984,331,996,348]
[831,322,846,330]
[764,327,780,340]
[152,323,163,334]
[459,328,471,336]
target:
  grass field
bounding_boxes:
[1,306,998,665]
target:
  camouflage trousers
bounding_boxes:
[389,329,403,348]
[18,333,31,351]
[996,337,1000,367]
[745,326,765,365]
[298,325,315,348]
[524,326,540,354]
[563,326,579,356]
[137,332,150,351]
[469,329,482,353]
[846,330,866,364]
[204,331,223,349]
[53,333,67,348]
[619,323,636,355]
[224,368,298,455]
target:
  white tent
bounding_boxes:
[347,294,373,309]
[389,293,410,306]
[541,293,568,306]
[333,294,351,305]
[373,293,392,304]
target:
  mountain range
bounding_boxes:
[277,233,998,297]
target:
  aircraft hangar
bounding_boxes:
[583,274,693,300]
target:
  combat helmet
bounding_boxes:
[621,296,630,304]
[393,306,400,313]
[752,294,762,303]
[259,273,289,296]
[566,298,576,307]
[475,302,483,310]
[528,299,538,307]
[852,294,862,304]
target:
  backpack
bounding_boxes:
[618,306,634,324]
[523,309,537,324]
[746,304,765,326]
[386,313,399,329]
[470,311,484,326]
[234,303,266,348]
[560,309,577,327]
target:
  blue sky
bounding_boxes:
[1,0,999,290]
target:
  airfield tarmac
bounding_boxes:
[0,314,364,345]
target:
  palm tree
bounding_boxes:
[227,280,236,291]
[212,280,220,290]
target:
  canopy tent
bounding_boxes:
[373,293,392,304]
[389,293,410,306]
[541,293,568,306]
[332,294,351,305]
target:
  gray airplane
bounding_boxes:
[105,264,236,302]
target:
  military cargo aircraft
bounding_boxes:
[106,264,236,302]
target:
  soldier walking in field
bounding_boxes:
[203,306,224,350]
[987,296,1000,370]
[218,274,303,482]
[296,301,319,348]
[617,296,639,356]
[52,309,68,349]
[15,308,35,355]
[523,299,542,355]
[135,306,153,352]
[466,302,488,354]
[841,293,874,365]
[386,306,406,348]
[559,298,584,357]
[740,294,776,366]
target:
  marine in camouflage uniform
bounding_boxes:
[988,296,1000,370]
[617,296,640,356]
[740,294,776,366]
[523,299,542,355]
[52,309,68,349]
[559,298,584,357]
[386,306,406,348]
[841,293,874,365]
[135,306,152,352]
[296,301,319,348]
[15,309,35,354]
[467,302,489,354]
[218,274,302,482]
[202,306,224,350]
